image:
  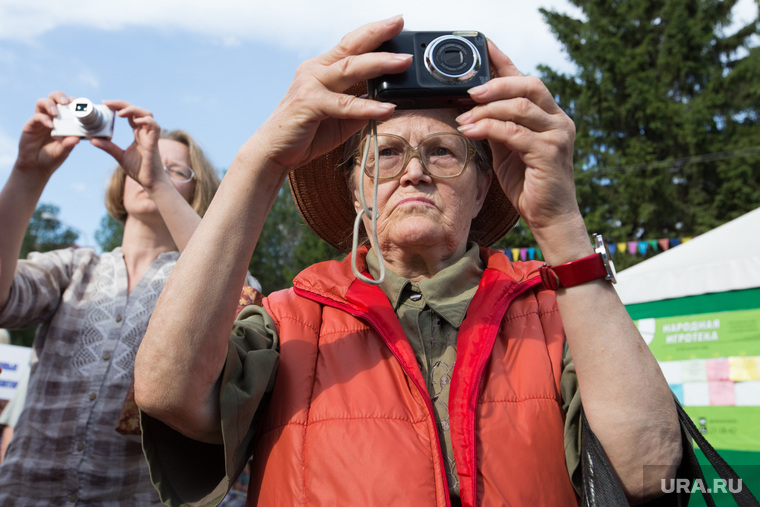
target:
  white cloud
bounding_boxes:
[68,182,87,192]
[0,0,579,73]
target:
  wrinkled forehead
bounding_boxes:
[376,109,460,141]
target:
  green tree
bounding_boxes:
[498,0,760,270]
[10,204,80,347]
[248,180,342,295]
[95,214,124,252]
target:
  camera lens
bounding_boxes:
[424,35,481,84]
[71,98,105,131]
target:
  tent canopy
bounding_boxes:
[614,206,760,305]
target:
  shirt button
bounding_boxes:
[103,352,111,361]
[89,393,97,401]
[76,442,84,451]
[409,293,422,302]
[115,315,122,323]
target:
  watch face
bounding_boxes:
[592,234,617,283]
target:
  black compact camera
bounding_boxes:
[369,31,490,109]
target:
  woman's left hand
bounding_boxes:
[90,100,168,191]
[456,40,580,241]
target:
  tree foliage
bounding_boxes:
[94,214,124,253]
[11,204,80,347]
[498,0,760,270]
[248,180,343,295]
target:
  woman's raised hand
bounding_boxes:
[456,40,580,241]
[250,16,413,174]
[90,101,168,191]
[14,91,80,179]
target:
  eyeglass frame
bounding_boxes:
[163,163,196,184]
[356,131,478,180]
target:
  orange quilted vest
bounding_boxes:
[247,246,579,506]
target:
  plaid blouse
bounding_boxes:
[0,247,178,506]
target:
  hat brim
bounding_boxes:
[288,84,520,253]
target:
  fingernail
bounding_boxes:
[468,84,489,97]
[457,124,474,133]
[378,102,397,113]
[384,15,403,25]
[392,53,413,63]
[456,111,472,124]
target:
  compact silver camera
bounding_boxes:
[51,98,115,139]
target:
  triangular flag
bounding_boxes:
[527,248,536,260]
[670,238,681,247]
[536,249,544,261]
[647,239,658,252]
[617,242,627,256]
[658,238,670,251]
[511,248,520,262]
[638,241,648,255]
[519,248,528,261]
[682,237,692,244]
[628,242,637,255]
[607,243,617,257]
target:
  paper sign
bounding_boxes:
[659,361,683,385]
[0,344,33,400]
[670,384,684,405]
[729,357,760,382]
[681,359,707,383]
[683,382,711,406]
[708,381,735,406]
[706,358,731,381]
[735,381,760,407]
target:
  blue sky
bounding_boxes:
[1,0,756,250]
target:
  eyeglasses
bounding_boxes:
[357,132,477,180]
[164,163,195,183]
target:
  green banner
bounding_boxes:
[682,406,760,452]
[637,308,760,361]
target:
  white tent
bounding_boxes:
[614,206,760,305]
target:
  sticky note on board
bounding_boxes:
[669,384,684,405]
[659,361,683,385]
[735,381,760,406]
[683,382,710,406]
[729,357,760,382]
[708,381,735,406]
[681,359,708,383]
[706,358,731,381]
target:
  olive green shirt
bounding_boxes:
[140,245,582,506]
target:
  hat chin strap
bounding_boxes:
[352,119,386,285]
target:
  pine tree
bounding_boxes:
[498,0,760,269]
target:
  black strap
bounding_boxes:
[580,402,760,506]
[675,402,760,506]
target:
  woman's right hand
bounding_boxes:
[14,91,79,179]
[247,16,412,175]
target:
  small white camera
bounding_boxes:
[51,98,115,139]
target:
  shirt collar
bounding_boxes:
[365,243,484,328]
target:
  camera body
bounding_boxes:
[51,98,115,139]
[369,31,490,109]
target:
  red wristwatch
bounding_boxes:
[539,234,617,289]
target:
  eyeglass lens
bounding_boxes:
[363,133,470,179]
[164,163,194,182]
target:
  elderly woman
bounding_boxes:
[0,93,226,504]
[135,17,682,506]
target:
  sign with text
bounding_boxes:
[0,344,33,400]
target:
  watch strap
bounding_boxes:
[539,253,609,290]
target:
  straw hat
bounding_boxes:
[288,83,520,253]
